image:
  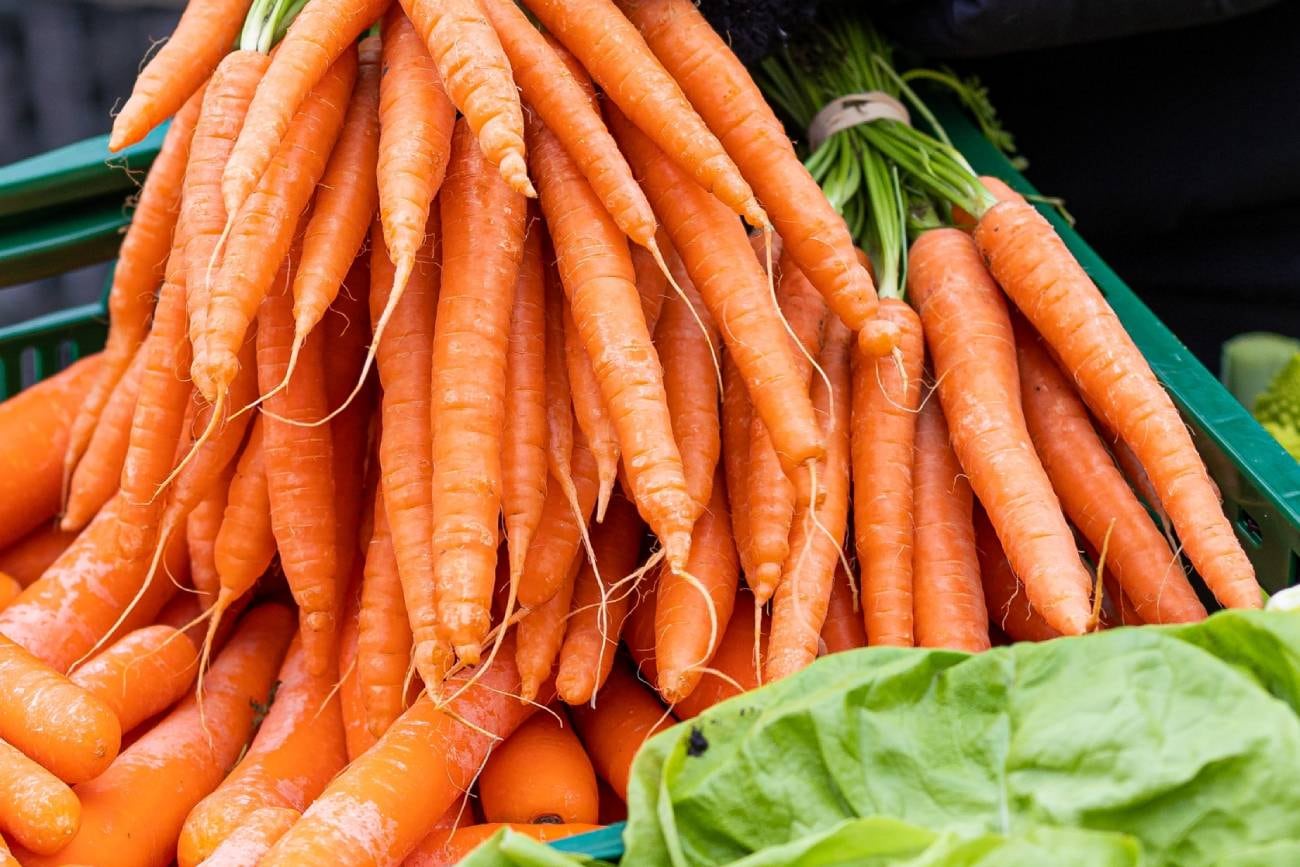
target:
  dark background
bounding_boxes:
[2,0,1296,369]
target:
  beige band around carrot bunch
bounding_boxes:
[806,91,911,150]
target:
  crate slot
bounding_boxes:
[1236,505,1265,547]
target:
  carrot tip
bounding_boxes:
[454,642,483,667]
[859,320,902,357]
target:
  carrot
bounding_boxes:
[0,633,120,783]
[655,476,739,702]
[196,47,358,406]
[503,224,549,588]
[481,0,656,250]
[0,576,18,611]
[766,317,853,679]
[479,709,600,825]
[68,91,202,499]
[655,250,720,515]
[178,635,347,867]
[431,119,527,664]
[563,303,620,520]
[610,107,823,473]
[0,737,80,855]
[721,352,756,583]
[16,605,293,867]
[569,659,672,800]
[912,395,990,652]
[188,459,235,611]
[338,567,379,762]
[973,200,1260,610]
[622,576,658,685]
[260,633,546,867]
[542,253,578,507]
[0,495,188,673]
[0,525,78,588]
[357,497,412,739]
[529,110,694,569]
[518,429,600,611]
[409,823,604,865]
[523,0,763,228]
[208,418,275,641]
[399,800,476,867]
[819,564,866,654]
[1013,321,1207,624]
[674,592,766,719]
[195,806,300,867]
[907,229,1093,635]
[633,241,669,333]
[556,496,646,704]
[70,625,199,734]
[258,247,339,676]
[396,0,533,198]
[517,557,583,705]
[974,507,1060,643]
[0,356,100,547]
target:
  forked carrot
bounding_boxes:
[478,709,600,825]
[569,659,673,800]
[70,625,198,734]
[562,304,620,520]
[0,738,80,856]
[819,564,866,654]
[357,497,412,738]
[63,346,146,531]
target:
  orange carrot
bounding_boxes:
[974,199,1260,610]
[974,507,1060,643]
[260,633,546,867]
[209,418,275,637]
[405,823,603,866]
[721,352,755,582]
[610,107,823,473]
[0,525,78,588]
[338,566,378,762]
[556,495,646,704]
[633,241,669,333]
[523,0,764,228]
[907,229,1092,635]
[357,497,412,738]
[517,557,583,705]
[0,575,18,611]
[177,635,346,867]
[563,303,620,520]
[529,110,694,569]
[0,634,120,783]
[16,605,293,867]
[188,459,235,611]
[518,427,600,611]
[622,578,658,685]
[194,806,299,867]
[1014,321,1207,624]
[0,736,79,855]
[569,659,672,800]
[70,625,198,734]
[542,252,578,507]
[478,709,599,825]
[431,119,526,663]
[674,592,766,719]
[819,564,866,654]
[397,0,533,197]
[912,396,990,652]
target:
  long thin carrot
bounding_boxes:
[0,525,78,588]
[16,605,293,867]
[397,0,534,198]
[722,352,756,583]
[195,47,357,406]
[907,229,1093,635]
[517,557,583,705]
[634,241,669,333]
[542,252,578,510]
[62,346,146,531]
[609,107,823,473]
[562,303,620,520]
[357,497,412,739]
[260,633,545,867]
[1014,321,1207,624]
[766,317,853,679]
[522,0,764,228]
[0,738,80,856]
[518,427,600,611]
[338,566,379,763]
[529,110,694,569]
[207,418,275,646]
[912,396,990,652]
[194,806,300,867]
[820,564,866,653]
[479,709,600,825]
[431,119,526,664]
[974,507,1060,643]
[674,592,766,719]
[569,659,672,800]
[188,460,234,611]
[973,200,1260,609]
[70,625,198,734]
[556,495,645,704]
[177,636,346,867]
[0,634,120,783]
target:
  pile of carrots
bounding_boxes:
[0,0,1262,864]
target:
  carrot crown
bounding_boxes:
[240,0,309,53]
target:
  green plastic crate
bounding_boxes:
[1,104,1296,865]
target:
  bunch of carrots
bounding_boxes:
[0,0,1261,864]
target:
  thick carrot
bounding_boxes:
[397,0,533,197]
[0,525,78,588]
[766,318,853,679]
[0,634,120,783]
[912,396,990,652]
[357,497,412,738]
[721,352,756,582]
[70,625,198,734]
[210,418,275,634]
[188,460,234,611]
[563,303,620,519]
[674,593,766,719]
[556,496,646,704]
[0,495,188,673]
[907,229,1092,635]
[974,507,1060,643]
[610,107,823,473]
[974,200,1259,610]
[431,119,526,663]
[260,633,545,867]
[405,823,603,866]
[479,709,600,825]
[177,636,347,867]
[655,477,739,702]
[0,738,80,855]
[338,567,379,762]
[61,346,145,531]
[523,0,763,228]
[819,564,866,654]
[195,806,299,867]
[109,0,252,150]
[1014,322,1207,624]
[196,47,358,405]
[0,356,100,547]
[530,111,694,569]
[569,659,672,799]
[258,249,339,675]
[16,605,293,867]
